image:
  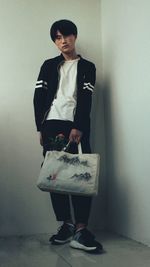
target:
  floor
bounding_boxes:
[0,231,150,267]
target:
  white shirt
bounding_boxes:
[46,58,80,121]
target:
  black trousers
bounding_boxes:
[41,120,92,225]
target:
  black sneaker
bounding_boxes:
[49,223,75,245]
[70,228,103,253]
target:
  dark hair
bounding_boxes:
[50,19,77,42]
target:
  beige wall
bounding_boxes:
[0,0,105,235]
[101,0,150,246]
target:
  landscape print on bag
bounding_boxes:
[46,154,92,182]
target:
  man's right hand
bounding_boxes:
[39,132,43,146]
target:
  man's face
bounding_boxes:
[54,31,77,54]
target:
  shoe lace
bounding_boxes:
[57,223,67,234]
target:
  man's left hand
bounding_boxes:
[69,129,83,144]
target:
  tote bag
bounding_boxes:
[36,143,100,196]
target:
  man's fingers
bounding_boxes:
[69,134,80,143]
[75,135,81,144]
[69,129,83,143]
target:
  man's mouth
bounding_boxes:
[62,45,69,49]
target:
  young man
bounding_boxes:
[33,19,103,253]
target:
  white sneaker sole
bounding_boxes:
[54,236,72,244]
[70,240,97,251]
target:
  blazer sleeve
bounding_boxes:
[74,62,96,135]
[33,62,48,131]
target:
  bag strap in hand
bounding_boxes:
[63,141,82,154]
[78,142,82,154]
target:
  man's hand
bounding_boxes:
[39,132,43,146]
[69,128,83,144]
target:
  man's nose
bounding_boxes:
[62,36,67,43]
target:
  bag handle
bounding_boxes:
[63,141,82,154]
[78,142,82,154]
[62,140,71,151]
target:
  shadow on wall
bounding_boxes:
[89,82,106,231]
[103,78,116,179]
[103,78,130,233]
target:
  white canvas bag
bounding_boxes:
[37,143,100,196]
